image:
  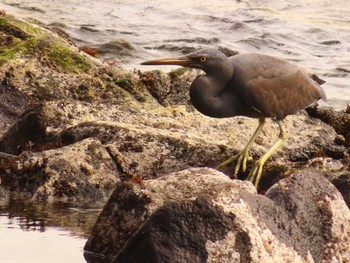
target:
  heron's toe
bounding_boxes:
[216,152,254,179]
[241,155,253,172]
[247,160,264,188]
[217,157,235,170]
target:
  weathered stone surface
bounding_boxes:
[84,168,258,263]
[0,103,48,154]
[0,83,33,137]
[114,197,237,263]
[84,182,152,263]
[84,168,350,263]
[266,171,350,263]
[331,173,350,209]
[0,138,119,201]
[57,110,347,186]
[307,105,350,148]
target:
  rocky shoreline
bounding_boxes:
[1,13,350,262]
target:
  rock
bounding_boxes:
[0,138,120,201]
[330,173,350,209]
[96,39,135,58]
[84,168,350,263]
[0,82,33,137]
[266,171,350,262]
[59,121,226,181]
[114,197,239,263]
[306,105,350,148]
[84,168,255,263]
[0,104,48,154]
[0,18,31,40]
[139,67,196,107]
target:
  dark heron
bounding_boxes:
[141,49,326,187]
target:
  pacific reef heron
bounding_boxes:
[141,48,326,188]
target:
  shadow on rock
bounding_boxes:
[84,168,350,263]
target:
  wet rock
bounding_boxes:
[84,168,254,263]
[330,173,350,209]
[306,105,350,148]
[84,182,152,263]
[84,168,350,263]
[0,138,120,201]
[0,104,48,154]
[96,39,135,59]
[139,67,196,107]
[0,82,32,136]
[46,23,72,43]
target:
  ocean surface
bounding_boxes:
[1,0,349,108]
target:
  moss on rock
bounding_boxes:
[0,14,93,73]
[48,43,92,73]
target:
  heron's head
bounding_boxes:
[141,48,229,73]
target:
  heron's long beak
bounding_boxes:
[141,56,190,67]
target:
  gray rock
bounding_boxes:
[266,171,350,262]
[84,168,350,263]
[0,83,32,137]
[0,104,48,155]
[307,105,350,148]
[0,137,119,201]
[114,197,237,263]
[331,173,350,208]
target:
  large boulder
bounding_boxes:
[84,168,350,263]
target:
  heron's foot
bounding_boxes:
[216,150,253,178]
[246,159,265,188]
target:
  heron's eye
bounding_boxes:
[200,57,207,63]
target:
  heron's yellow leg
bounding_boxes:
[217,118,266,178]
[247,121,286,188]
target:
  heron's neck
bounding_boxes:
[189,68,234,118]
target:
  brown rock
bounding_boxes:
[0,104,48,154]
[0,83,32,137]
[0,138,120,201]
[307,105,350,148]
[331,173,350,209]
[84,168,350,263]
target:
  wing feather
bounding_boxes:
[230,54,326,120]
